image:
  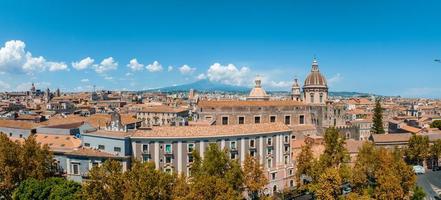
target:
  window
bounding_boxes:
[284,155,289,164]
[290,180,294,187]
[310,93,314,103]
[271,172,276,180]
[143,155,150,162]
[114,147,121,152]
[188,155,194,163]
[84,143,90,147]
[165,168,172,174]
[230,141,237,149]
[165,144,172,154]
[98,145,105,150]
[267,159,272,168]
[289,169,293,175]
[230,152,237,159]
[238,116,245,124]
[284,115,291,125]
[320,93,323,103]
[267,148,273,155]
[299,115,305,124]
[250,150,256,157]
[267,137,272,146]
[249,139,255,148]
[142,144,149,153]
[222,116,229,125]
[273,185,277,192]
[284,135,289,143]
[9,133,12,137]
[71,163,80,175]
[19,134,22,138]
[270,116,276,123]
[187,143,194,152]
[165,156,172,164]
[254,116,261,124]
[92,162,99,168]
[284,146,290,153]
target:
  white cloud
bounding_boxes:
[104,76,113,80]
[127,58,144,71]
[206,63,251,86]
[328,73,342,85]
[125,72,133,76]
[269,81,291,88]
[81,78,89,83]
[94,57,118,73]
[197,73,207,80]
[146,61,163,72]
[179,64,196,75]
[72,57,94,70]
[48,62,68,71]
[0,40,68,74]
[168,65,173,72]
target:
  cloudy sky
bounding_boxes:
[0,0,440,98]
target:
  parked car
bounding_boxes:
[413,165,425,174]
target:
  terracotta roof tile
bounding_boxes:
[132,123,291,138]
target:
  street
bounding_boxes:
[417,170,441,200]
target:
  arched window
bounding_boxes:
[273,185,277,192]
[310,93,314,103]
[319,93,323,103]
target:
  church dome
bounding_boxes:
[247,76,269,101]
[304,59,327,88]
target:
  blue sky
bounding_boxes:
[0,0,440,98]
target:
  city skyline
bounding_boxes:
[1,0,441,98]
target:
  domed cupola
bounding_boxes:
[304,59,327,87]
[247,75,270,101]
[303,58,328,104]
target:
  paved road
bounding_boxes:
[417,170,441,200]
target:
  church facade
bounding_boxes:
[196,59,347,133]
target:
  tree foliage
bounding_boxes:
[431,120,441,130]
[295,143,314,186]
[405,134,429,165]
[243,155,268,200]
[371,98,385,134]
[0,133,55,199]
[12,177,80,200]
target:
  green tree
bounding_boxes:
[295,143,314,186]
[12,177,80,200]
[411,186,426,200]
[172,173,190,200]
[0,133,54,200]
[320,127,349,168]
[406,134,429,165]
[48,180,81,200]
[313,168,342,200]
[371,98,385,134]
[81,160,125,200]
[374,148,405,199]
[187,143,243,200]
[430,139,441,167]
[123,160,175,200]
[243,155,268,200]
[0,133,22,199]
[19,135,54,180]
[351,142,377,193]
[431,120,441,130]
